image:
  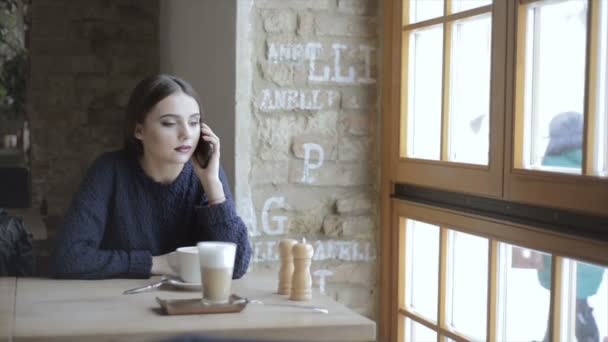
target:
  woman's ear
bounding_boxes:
[134,123,144,140]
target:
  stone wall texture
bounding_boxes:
[28,0,159,217]
[247,0,380,318]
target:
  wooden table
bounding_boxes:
[0,278,16,341]
[9,273,376,341]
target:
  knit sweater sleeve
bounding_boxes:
[194,167,251,279]
[50,154,152,279]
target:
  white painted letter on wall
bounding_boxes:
[251,239,375,263]
[331,43,355,84]
[307,43,330,82]
[313,269,333,294]
[259,88,326,112]
[238,197,260,237]
[261,196,288,235]
[301,143,324,184]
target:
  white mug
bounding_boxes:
[169,246,201,284]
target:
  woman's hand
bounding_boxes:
[192,123,225,205]
[151,253,178,276]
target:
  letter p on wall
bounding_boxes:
[301,143,324,184]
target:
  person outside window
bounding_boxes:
[536,111,605,342]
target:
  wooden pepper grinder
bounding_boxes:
[278,239,298,295]
[290,238,314,301]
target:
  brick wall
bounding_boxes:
[28,0,159,218]
[245,0,380,318]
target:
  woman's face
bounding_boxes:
[134,92,201,165]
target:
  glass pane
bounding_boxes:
[407,26,443,160]
[448,14,492,165]
[559,259,607,342]
[521,0,587,173]
[409,0,444,24]
[404,317,438,342]
[496,244,552,342]
[595,0,608,176]
[446,230,488,340]
[405,219,440,321]
[452,0,492,13]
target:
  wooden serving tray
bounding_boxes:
[156,295,247,315]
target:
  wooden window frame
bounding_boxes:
[506,0,608,215]
[380,0,608,340]
[389,200,608,342]
[392,1,506,198]
[386,0,608,213]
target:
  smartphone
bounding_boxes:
[194,135,212,169]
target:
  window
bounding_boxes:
[392,0,503,197]
[496,244,552,341]
[388,0,608,210]
[558,258,608,342]
[380,0,608,340]
[517,1,587,173]
[391,201,608,342]
[508,0,608,214]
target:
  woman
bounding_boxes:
[50,74,251,279]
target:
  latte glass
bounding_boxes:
[197,241,236,305]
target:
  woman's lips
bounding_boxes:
[175,146,192,152]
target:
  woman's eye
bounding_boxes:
[189,121,200,126]
[161,122,176,127]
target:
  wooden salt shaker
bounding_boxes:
[278,239,298,295]
[290,238,314,301]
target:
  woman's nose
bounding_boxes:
[178,123,194,140]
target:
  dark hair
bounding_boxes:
[124,74,202,156]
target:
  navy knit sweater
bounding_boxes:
[50,150,251,279]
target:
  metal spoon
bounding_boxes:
[123,275,171,295]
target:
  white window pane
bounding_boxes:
[409,0,444,24]
[559,259,607,342]
[448,14,492,165]
[496,244,552,342]
[595,0,608,176]
[521,0,587,173]
[405,219,440,322]
[452,0,492,13]
[407,26,443,160]
[404,317,438,342]
[446,230,488,341]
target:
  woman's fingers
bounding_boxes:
[200,123,218,138]
[201,134,220,151]
[200,123,220,152]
